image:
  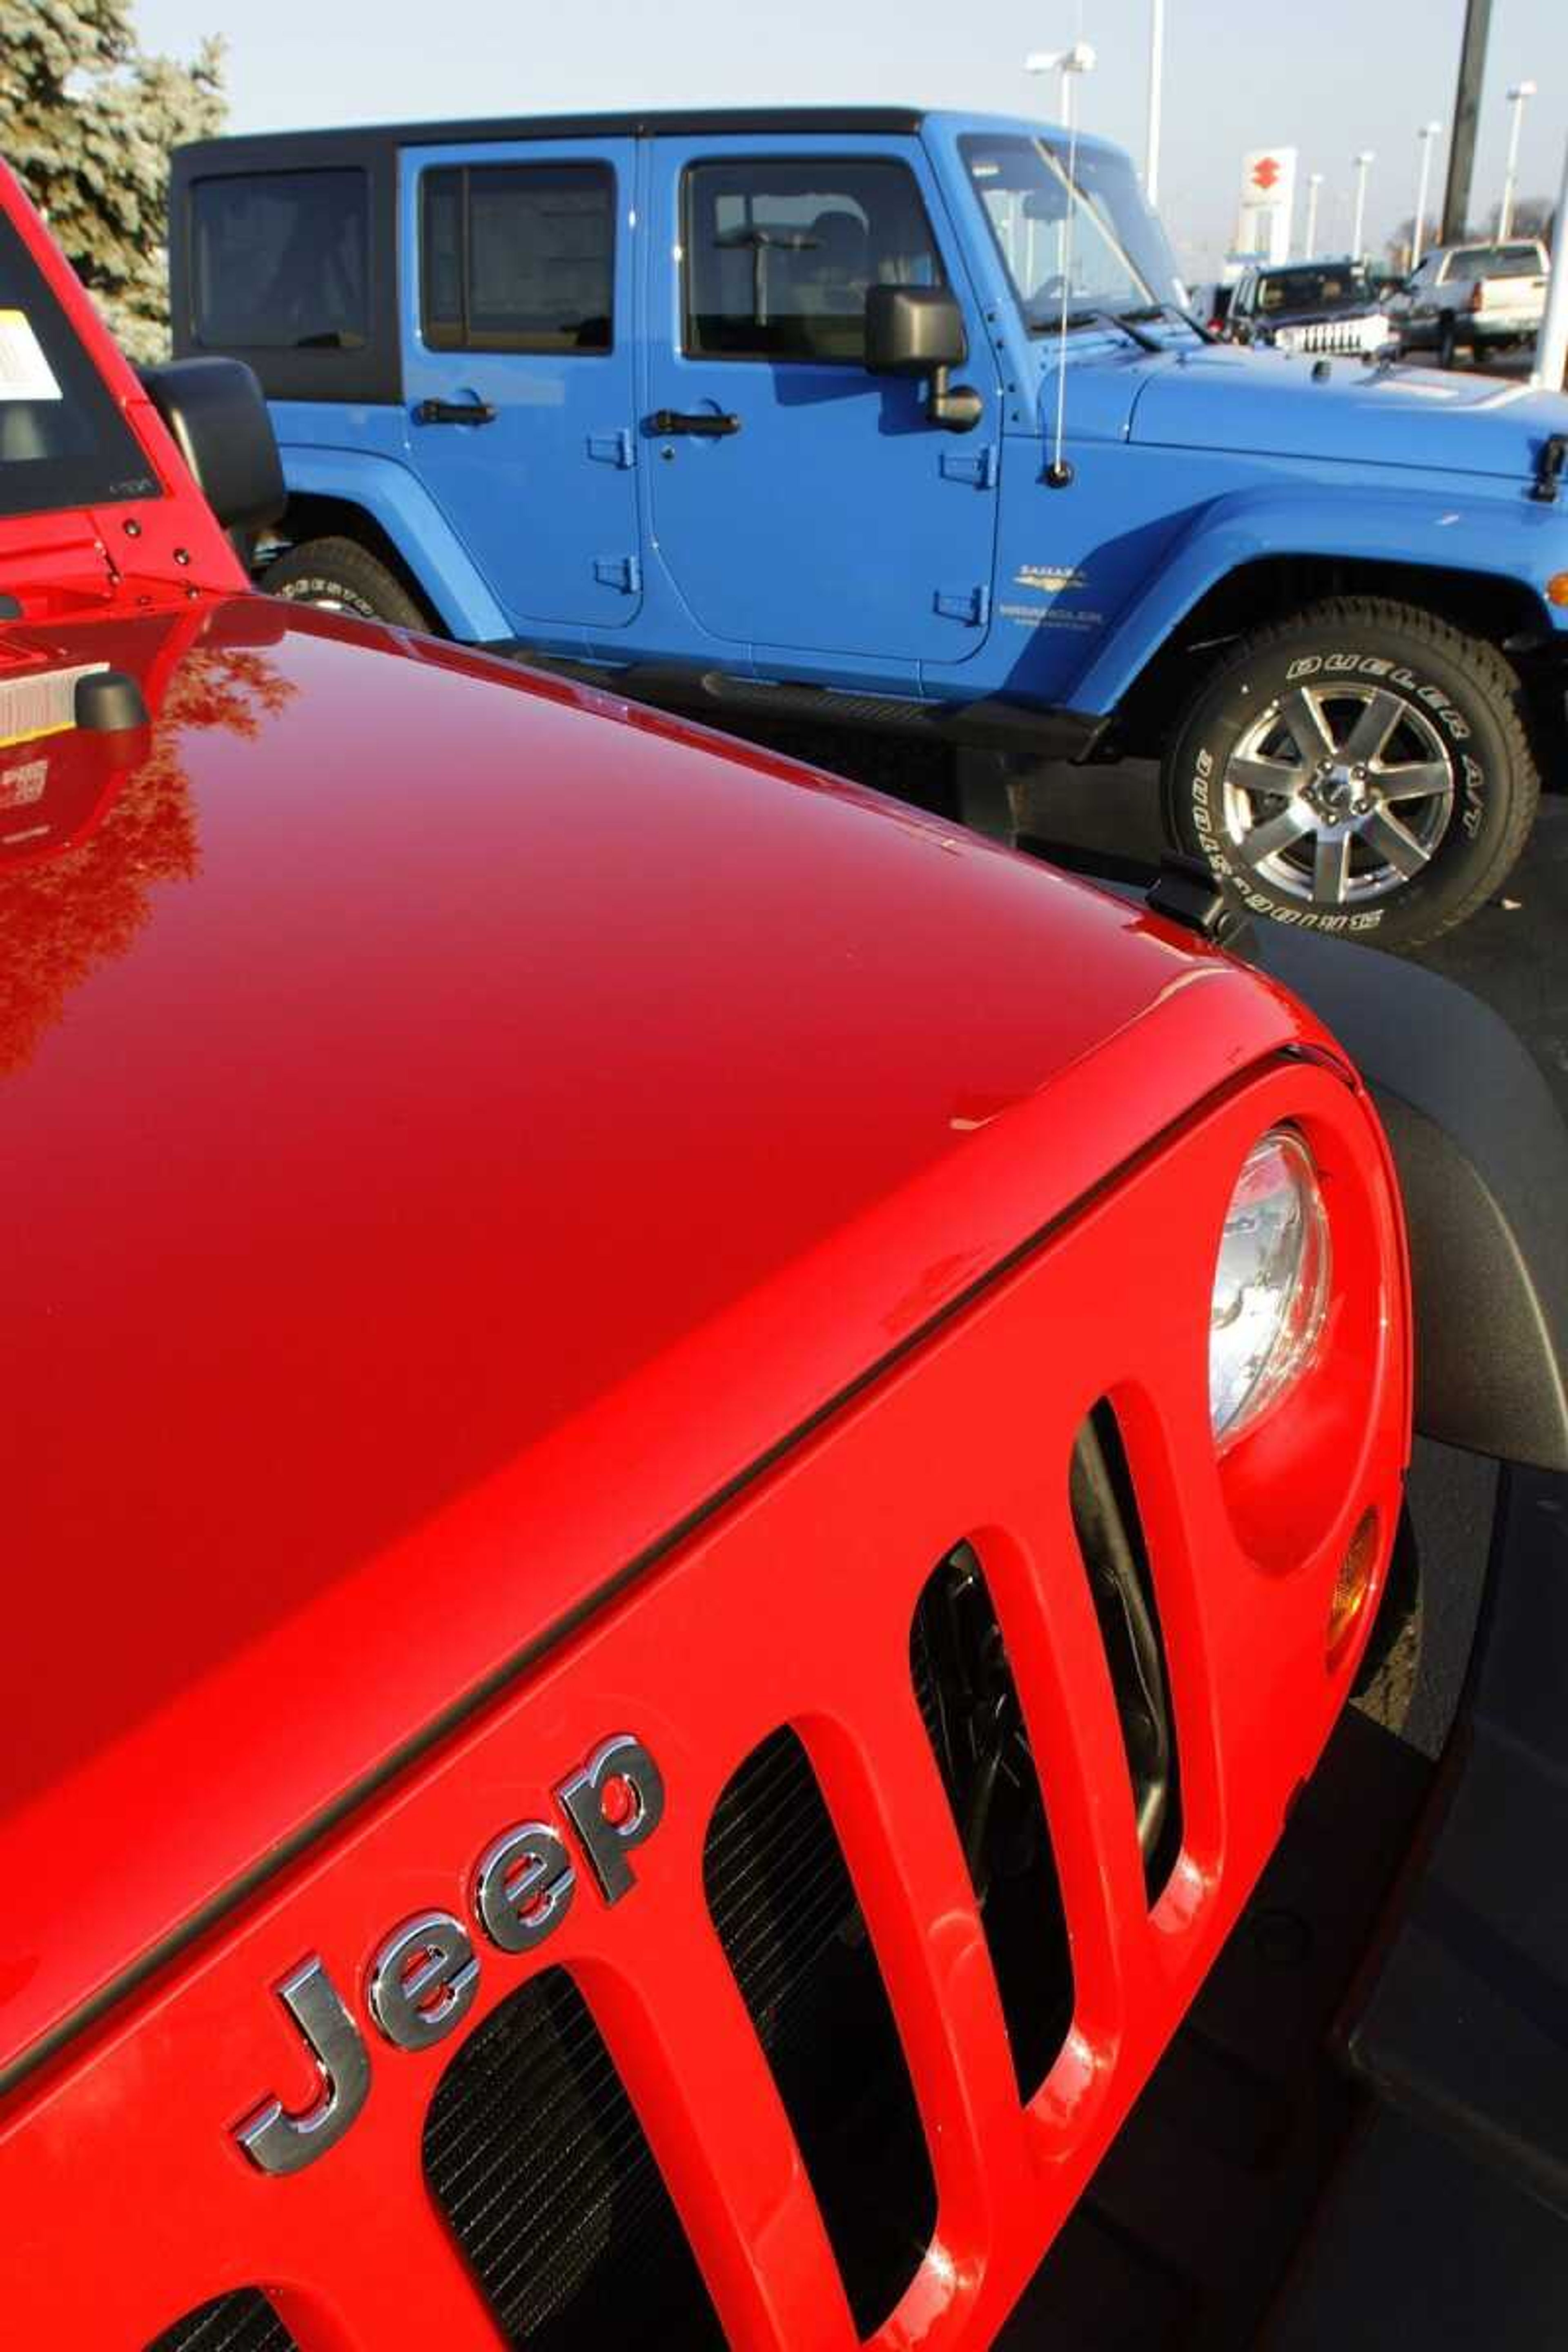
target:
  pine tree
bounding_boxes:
[0,1,225,361]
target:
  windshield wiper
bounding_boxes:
[1054,306,1165,352]
[1118,302,1213,343]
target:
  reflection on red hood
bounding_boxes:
[0,594,1312,2086]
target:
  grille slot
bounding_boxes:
[146,2291,296,2352]
[1071,1403,1183,1898]
[911,1544,1074,2099]
[423,1965,725,2350]
[704,1726,936,2339]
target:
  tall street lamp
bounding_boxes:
[1351,150,1375,260]
[1499,80,1537,239]
[1146,0,1167,209]
[1025,38,1097,132]
[1413,122,1443,266]
[1304,170,1323,256]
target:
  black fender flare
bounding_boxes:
[1245,925,1568,1473]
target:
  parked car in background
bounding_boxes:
[168,110,1568,949]
[1393,238,1551,367]
[1225,258,1396,357]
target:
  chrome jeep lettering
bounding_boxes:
[555,1733,666,1905]
[233,1956,371,2176]
[231,1729,662,2175]
[366,1910,480,2051]
[474,1819,576,1952]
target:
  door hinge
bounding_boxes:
[940,443,998,490]
[935,583,991,627]
[594,554,642,594]
[587,428,636,469]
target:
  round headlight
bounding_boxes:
[1210,1129,1331,1448]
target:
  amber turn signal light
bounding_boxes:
[1328,1508,1379,1658]
[1547,573,1568,610]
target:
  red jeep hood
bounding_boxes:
[0,596,1307,2086]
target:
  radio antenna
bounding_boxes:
[1024,36,1096,487]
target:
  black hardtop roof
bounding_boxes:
[174,107,927,172]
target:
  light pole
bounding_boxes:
[1304,170,1323,256]
[1499,79,1537,239]
[1146,0,1167,209]
[1351,150,1375,260]
[1412,122,1442,266]
[1534,129,1568,387]
[1025,39,1097,131]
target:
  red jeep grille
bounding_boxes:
[147,2292,295,2352]
[705,1727,938,2334]
[911,1543,1075,2100]
[9,1058,1405,2352]
[423,1966,725,2348]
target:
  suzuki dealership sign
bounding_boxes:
[1235,147,1298,265]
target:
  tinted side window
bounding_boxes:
[191,170,368,351]
[420,165,615,354]
[683,158,943,364]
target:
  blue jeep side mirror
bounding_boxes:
[864,287,982,433]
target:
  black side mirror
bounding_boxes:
[864,285,983,433]
[137,356,287,535]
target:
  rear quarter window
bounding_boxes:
[190,169,370,352]
[419,163,615,354]
[1449,244,1546,278]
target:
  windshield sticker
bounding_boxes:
[0,662,109,750]
[0,310,63,403]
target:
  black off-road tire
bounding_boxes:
[1437,314,1463,368]
[1163,596,1539,951]
[261,536,432,630]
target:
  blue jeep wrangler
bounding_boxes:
[169,107,1568,945]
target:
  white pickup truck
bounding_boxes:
[1396,237,1550,368]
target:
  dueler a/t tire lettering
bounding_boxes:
[1162,596,1540,951]
[262,535,433,630]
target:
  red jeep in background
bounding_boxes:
[2,160,1568,2350]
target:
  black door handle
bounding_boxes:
[647,408,742,437]
[414,398,497,425]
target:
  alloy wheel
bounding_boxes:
[1218,682,1456,907]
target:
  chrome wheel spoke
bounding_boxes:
[1227,754,1303,801]
[1276,687,1337,765]
[1358,806,1433,879]
[1373,759,1452,805]
[1342,688,1404,766]
[1312,829,1352,904]
[1244,802,1316,861]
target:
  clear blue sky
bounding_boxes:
[138,0,1564,275]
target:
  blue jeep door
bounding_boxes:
[644,136,1000,670]
[401,138,641,635]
